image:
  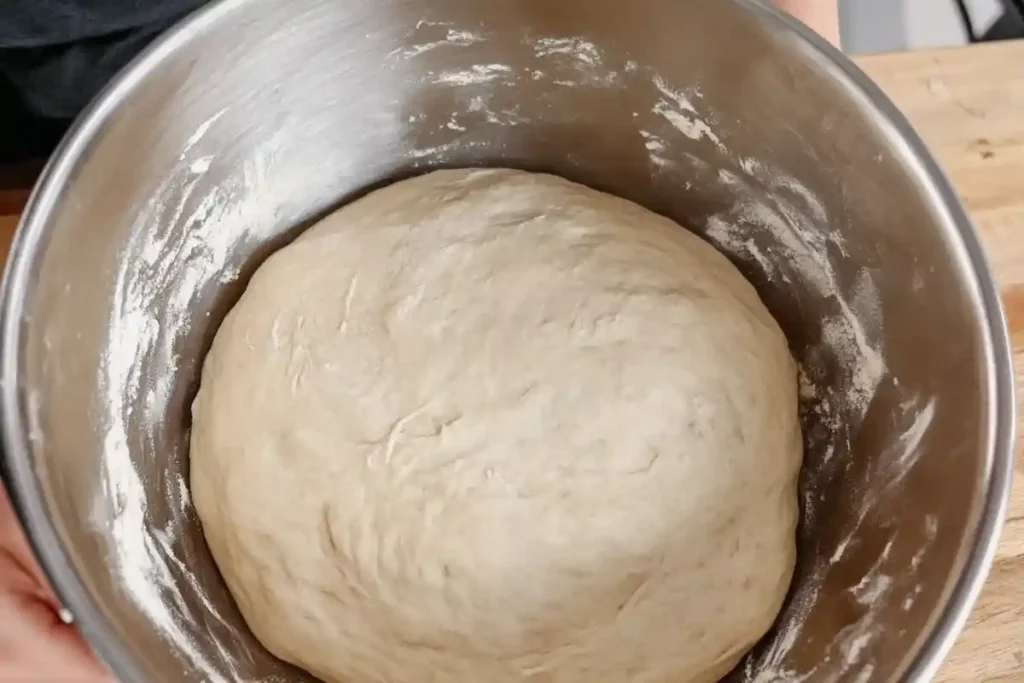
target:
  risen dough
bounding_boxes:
[191,169,802,683]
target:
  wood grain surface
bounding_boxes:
[1,39,1022,683]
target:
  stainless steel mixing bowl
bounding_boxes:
[0,0,1014,681]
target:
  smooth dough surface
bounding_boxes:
[191,169,802,683]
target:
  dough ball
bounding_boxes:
[190,169,802,683]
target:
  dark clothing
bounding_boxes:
[0,1,205,161]
[1,21,175,119]
[0,0,205,48]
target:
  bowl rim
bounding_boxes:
[0,0,1014,681]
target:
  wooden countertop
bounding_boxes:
[2,39,1023,683]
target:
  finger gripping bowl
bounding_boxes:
[1,0,1014,681]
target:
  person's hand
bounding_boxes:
[773,0,841,46]
[1,483,111,682]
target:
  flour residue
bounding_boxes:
[389,23,483,59]
[531,36,620,87]
[394,28,724,171]
[396,32,634,162]
[533,36,601,64]
[702,158,939,681]
[430,63,514,86]
[651,76,723,148]
[95,107,312,682]
[97,111,234,679]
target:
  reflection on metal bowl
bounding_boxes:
[0,0,1014,681]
